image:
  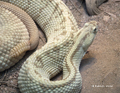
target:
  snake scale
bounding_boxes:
[0,0,98,93]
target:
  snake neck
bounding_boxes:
[18,27,91,91]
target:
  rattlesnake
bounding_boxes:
[0,0,98,93]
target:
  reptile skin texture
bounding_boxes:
[0,0,98,93]
[0,1,39,72]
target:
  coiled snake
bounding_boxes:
[0,0,98,93]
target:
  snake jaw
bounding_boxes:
[71,21,98,59]
[82,21,98,51]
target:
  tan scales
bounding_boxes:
[0,0,98,93]
[0,1,39,72]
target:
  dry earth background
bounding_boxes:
[0,0,120,93]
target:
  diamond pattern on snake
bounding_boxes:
[0,0,98,93]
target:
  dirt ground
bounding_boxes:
[0,0,120,93]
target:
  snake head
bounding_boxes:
[73,21,98,53]
[66,21,98,69]
[81,21,98,51]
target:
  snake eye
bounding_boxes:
[94,28,97,31]
[93,27,97,33]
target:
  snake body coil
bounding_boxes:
[0,0,98,93]
[0,1,39,71]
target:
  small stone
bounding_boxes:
[103,16,110,22]
[107,12,117,18]
[10,79,17,86]
[9,76,13,79]
[69,6,73,10]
